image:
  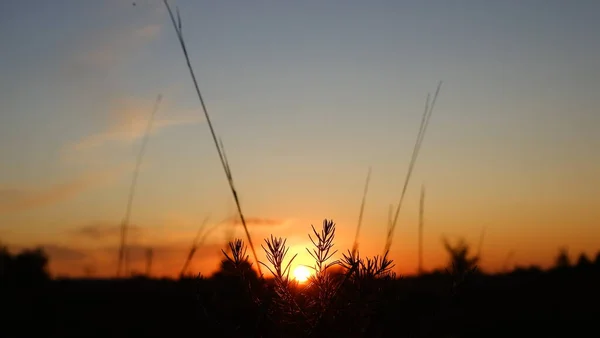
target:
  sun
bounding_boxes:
[293,265,311,283]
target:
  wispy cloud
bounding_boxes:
[231,216,290,227]
[66,96,203,152]
[13,240,224,278]
[73,23,162,69]
[9,244,88,262]
[42,216,229,276]
[71,222,143,241]
[12,216,296,277]
[0,166,127,215]
[43,244,89,261]
[133,23,161,39]
[68,217,216,247]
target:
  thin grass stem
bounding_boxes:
[352,166,372,256]
[163,0,261,275]
[385,81,442,254]
[117,94,162,277]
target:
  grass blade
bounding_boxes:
[384,81,442,255]
[117,94,162,277]
[163,0,261,275]
[418,184,425,275]
[352,166,372,256]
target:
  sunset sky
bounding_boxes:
[1,0,599,278]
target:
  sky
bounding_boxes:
[1,0,599,278]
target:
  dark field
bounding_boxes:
[3,264,599,338]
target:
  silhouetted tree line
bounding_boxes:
[2,236,600,337]
[2,241,600,286]
[552,247,600,270]
[199,229,600,337]
[0,245,50,286]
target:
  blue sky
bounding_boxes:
[1,0,599,277]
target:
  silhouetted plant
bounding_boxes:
[260,235,308,333]
[220,239,257,278]
[163,0,262,276]
[0,245,9,272]
[16,248,49,281]
[0,246,49,286]
[442,237,479,277]
[211,219,401,337]
[334,250,397,336]
[209,240,265,336]
[306,220,340,316]
[340,250,396,281]
[554,247,571,269]
[576,253,592,269]
[217,239,262,308]
[385,82,443,255]
[439,237,480,303]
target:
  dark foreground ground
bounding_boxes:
[2,266,599,338]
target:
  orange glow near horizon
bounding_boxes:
[6,212,600,279]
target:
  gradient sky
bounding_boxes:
[1,0,599,278]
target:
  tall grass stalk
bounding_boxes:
[384,81,442,255]
[145,247,153,277]
[502,250,515,272]
[163,0,261,275]
[418,184,425,275]
[117,94,162,277]
[352,167,372,256]
[387,204,393,230]
[477,226,486,262]
[181,215,234,276]
[260,236,308,322]
[180,215,210,276]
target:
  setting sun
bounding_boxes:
[293,265,312,283]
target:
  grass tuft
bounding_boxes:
[215,219,405,337]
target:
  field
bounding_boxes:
[2,2,599,337]
[3,236,599,338]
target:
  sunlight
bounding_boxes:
[293,265,311,283]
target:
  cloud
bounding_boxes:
[97,242,224,277]
[133,24,161,39]
[69,216,212,245]
[105,242,223,262]
[41,241,223,278]
[11,215,235,277]
[231,217,289,227]
[7,236,226,278]
[71,223,143,241]
[61,16,200,156]
[42,244,88,261]
[66,96,203,152]
[0,167,125,215]
[74,23,162,69]
[60,19,164,111]
[9,244,87,262]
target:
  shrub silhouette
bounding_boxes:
[0,245,11,279]
[204,219,399,337]
[554,247,571,269]
[0,246,49,285]
[215,256,257,280]
[576,253,593,269]
[442,237,479,277]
